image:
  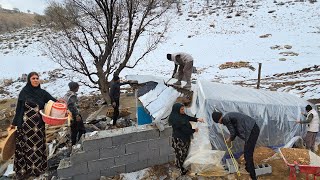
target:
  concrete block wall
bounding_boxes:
[57,125,174,180]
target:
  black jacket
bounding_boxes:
[109,81,128,103]
[222,112,257,142]
[171,115,198,142]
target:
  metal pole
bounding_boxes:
[257,63,262,89]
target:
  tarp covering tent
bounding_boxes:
[126,75,315,175]
[126,75,227,174]
[189,80,310,157]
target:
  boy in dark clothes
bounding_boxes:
[109,75,131,126]
[212,112,260,180]
[64,82,86,145]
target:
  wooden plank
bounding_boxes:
[0,131,8,139]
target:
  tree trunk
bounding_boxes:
[99,82,110,104]
[97,66,110,104]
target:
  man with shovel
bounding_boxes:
[167,52,194,88]
[212,111,260,180]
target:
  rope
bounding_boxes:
[219,124,241,177]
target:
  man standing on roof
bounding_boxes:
[296,105,319,152]
[167,52,193,88]
[212,111,260,180]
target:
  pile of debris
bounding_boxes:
[0,124,71,179]
[219,61,256,71]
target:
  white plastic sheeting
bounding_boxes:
[125,75,312,175]
[189,80,310,156]
[183,121,226,176]
[126,75,181,130]
[139,83,181,121]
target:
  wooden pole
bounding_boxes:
[257,63,262,89]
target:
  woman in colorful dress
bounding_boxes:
[168,103,204,175]
[10,72,57,179]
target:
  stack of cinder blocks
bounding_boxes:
[226,159,272,176]
[57,125,175,180]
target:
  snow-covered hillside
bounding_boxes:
[0,0,319,100]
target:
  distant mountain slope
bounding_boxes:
[0,9,35,34]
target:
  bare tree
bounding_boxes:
[44,0,171,102]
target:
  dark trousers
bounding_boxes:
[244,123,260,180]
[112,98,120,126]
[71,115,86,145]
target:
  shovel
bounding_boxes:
[163,77,173,86]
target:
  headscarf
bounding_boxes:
[18,72,48,109]
[168,103,185,125]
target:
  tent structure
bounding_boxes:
[189,80,310,157]
[126,75,315,174]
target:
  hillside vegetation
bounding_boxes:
[0,10,36,34]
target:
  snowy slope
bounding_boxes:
[0,0,319,99]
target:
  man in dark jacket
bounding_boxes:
[212,112,260,180]
[64,82,86,145]
[109,75,130,126]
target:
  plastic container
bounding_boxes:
[50,102,67,118]
[136,100,152,125]
[40,110,67,125]
[44,100,54,116]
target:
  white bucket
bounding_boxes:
[50,102,67,118]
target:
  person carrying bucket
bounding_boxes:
[10,72,57,179]
[64,81,86,145]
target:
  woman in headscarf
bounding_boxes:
[10,72,57,179]
[169,103,204,175]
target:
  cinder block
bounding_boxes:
[57,158,88,178]
[88,157,115,172]
[147,155,169,167]
[139,148,159,161]
[115,153,139,166]
[70,150,99,165]
[226,158,238,174]
[72,171,100,180]
[82,137,112,151]
[255,164,272,176]
[149,138,170,149]
[159,126,172,138]
[112,133,138,146]
[168,153,175,162]
[136,128,160,141]
[101,165,126,177]
[100,145,125,159]
[126,160,149,173]
[159,140,174,156]
[126,140,149,154]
